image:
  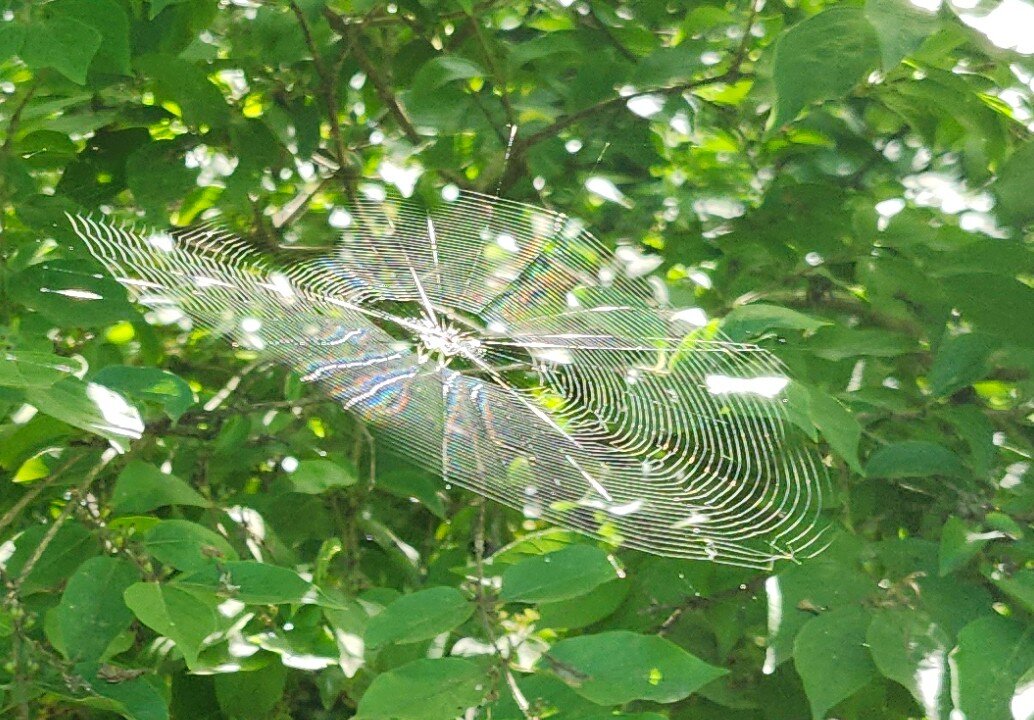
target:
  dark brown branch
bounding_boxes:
[288,0,351,167]
[338,21,422,145]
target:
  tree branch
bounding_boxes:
[335,19,422,145]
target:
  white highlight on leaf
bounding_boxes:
[585,176,632,208]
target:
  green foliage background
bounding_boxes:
[1,0,1032,718]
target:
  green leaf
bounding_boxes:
[764,538,875,670]
[929,333,995,397]
[93,366,195,420]
[376,469,446,518]
[993,140,1034,227]
[939,516,999,576]
[863,0,938,70]
[123,582,224,668]
[356,657,487,720]
[0,351,85,389]
[180,561,313,605]
[412,56,484,91]
[947,273,1034,349]
[803,386,863,474]
[866,608,951,720]
[770,8,880,127]
[545,630,727,705]
[537,579,630,630]
[794,606,877,720]
[0,22,26,60]
[500,544,619,604]
[136,55,230,129]
[865,440,967,479]
[54,556,139,662]
[51,0,131,76]
[143,520,238,571]
[721,303,830,341]
[111,461,209,514]
[90,673,170,720]
[22,14,102,84]
[9,259,136,327]
[807,327,915,361]
[6,522,99,595]
[365,586,473,647]
[26,378,144,448]
[149,0,188,19]
[953,616,1034,720]
[214,660,286,718]
[125,142,199,218]
[990,568,1034,613]
[288,458,357,494]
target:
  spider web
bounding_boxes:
[70,189,829,567]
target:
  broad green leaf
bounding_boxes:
[365,586,473,646]
[9,259,136,327]
[412,56,484,91]
[794,606,877,720]
[88,674,170,720]
[545,630,727,705]
[0,351,85,389]
[6,522,100,595]
[288,458,357,494]
[721,303,830,341]
[953,616,1034,720]
[929,333,995,397]
[807,327,915,361]
[356,657,487,720]
[27,378,144,448]
[125,142,199,217]
[22,14,102,84]
[54,556,139,662]
[947,273,1034,349]
[376,469,446,518]
[136,55,230,129]
[180,561,313,605]
[863,0,939,70]
[990,568,1034,613]
[770,8,880,127]
[537,578,629,630]
[866,608,951,720]
[500,544,619,604]
[804,386,863,474]
[143,519,238,571]
[51,0,131,76]
[0,22,25,60]
[214,660,286,719]
[993,140,1034,227]
[939,516,1000,576]
[149,0,189,19]
[123,582,224,668]
[111,461,209,514]
[764,537,875,669]
[93,366,195,420]
[865,441,966,479]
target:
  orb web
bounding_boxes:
[69,189,829,567]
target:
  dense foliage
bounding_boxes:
[1,0,1033,718]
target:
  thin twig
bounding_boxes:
[1,78,39,152]
[287,0,351,168]
[0,456,77,535]
[341,23,422,144]
[11,449,117,590]
[472,499,537,719]
[467,13,516,129]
